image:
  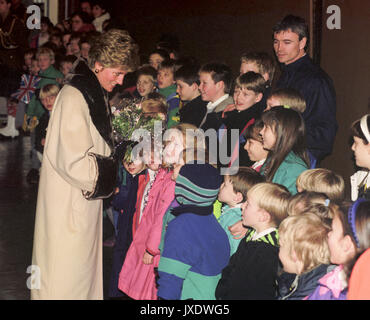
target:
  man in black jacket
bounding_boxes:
[272,15,337,163]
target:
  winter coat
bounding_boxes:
[31,61,117,299]
[118,168,175,300]
[275,54,337,161]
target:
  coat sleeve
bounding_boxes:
[44,85,116,198]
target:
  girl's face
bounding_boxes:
[352,136,370,169]
[244,138,268,162]
[92,5,105,18]
[123,159,145,175]
[260,124,276,151]
[137,75,155,97]
[157,68,175,89]
[327,214,356,265]
[30,60,40,75]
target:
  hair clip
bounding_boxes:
[283,105,291,109]
[324,199,330,207]
[348,198,366,248]
[360,114,370,143]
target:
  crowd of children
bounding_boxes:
[1,6,369,300]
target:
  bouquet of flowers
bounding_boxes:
[111,98,165,162]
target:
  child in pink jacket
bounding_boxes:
[118,166,175,299]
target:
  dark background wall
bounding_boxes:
[79,0,369,199]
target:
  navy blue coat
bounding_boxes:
[275,54,337,161]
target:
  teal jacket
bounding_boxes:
[262,151,308,195]
[27,65,63,119]
[217,204,243,256]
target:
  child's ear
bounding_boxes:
[343,235,356,254]
[291,250,304,274]
[191,83,199,92]
[259,209,271,223]
[255,93,263,103]
[235,192,244,204]
[215,80,225,92]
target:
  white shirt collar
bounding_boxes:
[252,159,266,169]
[206,94,229,112]
[251,227,277,241]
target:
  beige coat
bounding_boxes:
[31,84,112,300]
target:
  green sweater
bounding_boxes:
[26,65,63,119]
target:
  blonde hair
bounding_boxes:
[88,29,139,72]
[279,213,331,273]
[296,168,345,202]
[141,98,168,118]
[287,191,327,216]
[36,47,55,62]
[247,182,291,226]
[268,88,306,113]
[39,84,60,99]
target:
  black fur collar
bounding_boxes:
[69,60,115,152]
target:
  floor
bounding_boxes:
[0,134,116,300]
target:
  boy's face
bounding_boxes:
[157,68,175,89]
[137,74,155,97]
[123,159,145,175]
[30,60,40,75]
[149,53,164,70]
[218,175,239,207]
[240,60,259,75]
[24,53,33,68]
[41,95,57,112]
[61,62,73,77]
[70,39,80,55]
[244,138,268,162]
[265,95,282,111]
[279,238,300,274]
[233,87,262,111]
[176,79,197,102]
[199,72,222,102]
[37,54,52,72]
[80,42,90,59]
[241,194,262,229]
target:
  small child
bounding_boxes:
[220,71,266,167]
[265,88,306,113]
[296,168,345,202]
[136,65,157,99]
[260,106,310,194]
[148,48,170,70]
[157,162,229,300]
[23,48,36,72]
[217,167,265,256]
[216,182,290,300]
[59,55,77,79]
[277,213,333,300]
[350,114,370,200]
[108,153,146,298]
[239,52,275,85]
[243,119,268,172]
[157,59,181,128]
[175,64,207,127]
[287,191,328,216]
[35,84,60,161]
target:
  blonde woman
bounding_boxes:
[31,29,139,300]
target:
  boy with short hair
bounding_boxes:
[157,59,181,128]
[25,47,64,184]
[277,213,332,300]
[198,62,233,131]
[216,182,290,300]
[217,167,265,255]
[174,64,207,127]
[35,84,60,160]
[239,52,275,85]
[220,71,266,167]
[296,168,345,202]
